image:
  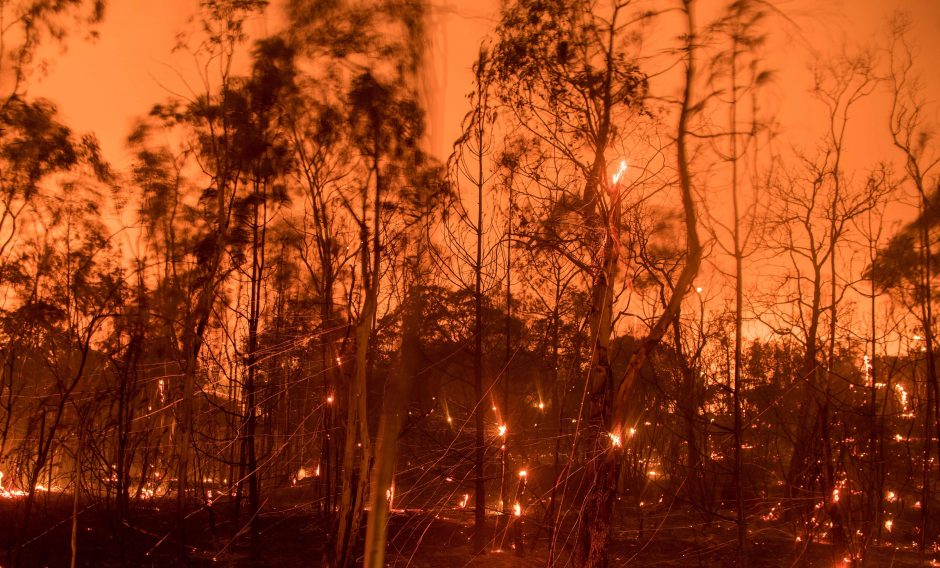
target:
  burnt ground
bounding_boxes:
[0,488,929,567]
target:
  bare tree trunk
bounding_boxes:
[918,192,937,552]
[468,54,489,553]
[70,422,84,568]
[243,179,267,561]
[730,39,748,561]
[865,207,883,545]
[334,148,381,568]
[363,286,423,567]
[176,303,212,562]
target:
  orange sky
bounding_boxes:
[25,0,940,172]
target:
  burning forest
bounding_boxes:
[0,0,939,566]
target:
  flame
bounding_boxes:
[497,424,507,437]
[458,493,469,509]
[518,469,527,478]
[895,384,909,410]
[0,472,57,499]
[513,502,521,517]
[609,432,622,448]
[0,471,24,498]
[612,160,628,185]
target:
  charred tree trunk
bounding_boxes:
[363,286,424,567]
[333,146,381,568]
[242,179,267,561]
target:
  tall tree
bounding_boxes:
[491,2,702,566]
[879,17,940,551]
[138,1,269,559]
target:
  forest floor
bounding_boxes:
[0,486,931,567]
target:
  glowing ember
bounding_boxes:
[609,432,622,448]
[518,469,527,478]
[513,502,521,517]
[458,494,469,509]
[497,424,507,437]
